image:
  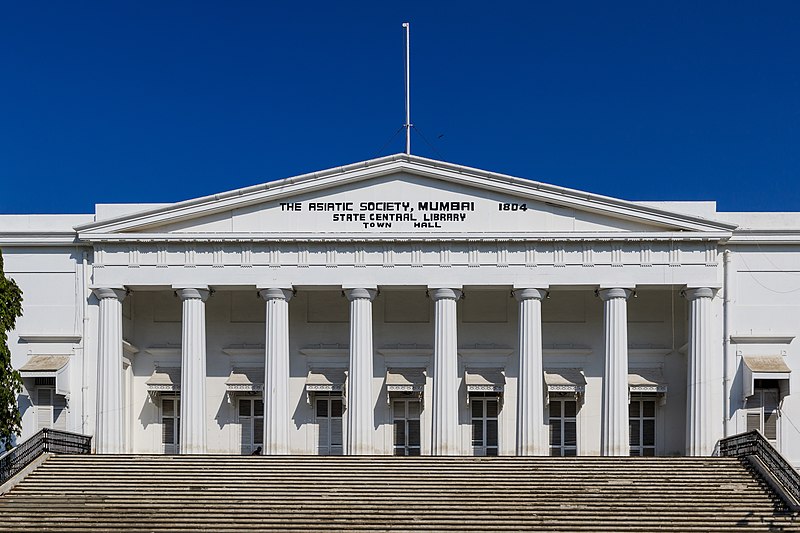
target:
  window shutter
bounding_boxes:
[239,398,251,417]
[408,419,421,448]
[162,398,179,453]
[253,416,263,446]
[629,420,641,447]
[318,418,330,454]
[564,420,577,447]
[408,400,420,418]
[331,418,343,448]
[550,417,561,447]
[746,412,761,433]
[486,419,499,447]
[53,394,68,431]
[643,420,656,447]
[162,419,175,448]
[241,415,253,454]
[764,390,779,441]
[36,388,53,430]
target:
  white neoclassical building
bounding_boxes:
[1,154,797,462]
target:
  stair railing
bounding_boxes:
[718,429,800,510]
[0,429,91,485]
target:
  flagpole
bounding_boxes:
[403,22,411,155]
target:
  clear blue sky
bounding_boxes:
[1,2,798,214]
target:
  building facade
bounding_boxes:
[1,155,797,462]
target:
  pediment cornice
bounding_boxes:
[75,154,737,239]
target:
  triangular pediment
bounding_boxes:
[76,155,736,240]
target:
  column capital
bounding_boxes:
[92,287,127,301]
[176,288,210,302]
[513,288,548,302]
[429,288,463,301]
[259,288,293,302]
[344,288,378,302]
[683,287,717,301]
[597,288,633,301]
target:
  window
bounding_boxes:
[316,394,343,455]
[239,397,264,455]
[549,395,577,456]
[471,393,499,456]
[34,381,67,432]
[629,396,656,456]
[162,396,180,454]
[746,381,780,447]
[393,397,421,456]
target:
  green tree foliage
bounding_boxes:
[0,250,23,450]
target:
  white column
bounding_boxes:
[430,288,462,456]
[93,287,126,454]
[599,288,633,456]
[260,288,293,455]
[514,288,548,456]
[685,287,718,456]
[345,288,377,455]
[177,287,210,455]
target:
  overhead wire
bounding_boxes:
[372,127,404,159]
[412,125,446,161]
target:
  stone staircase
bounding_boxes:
[1,455,799,532]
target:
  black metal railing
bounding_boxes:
[718,430,800,507]
[0,429,91,485]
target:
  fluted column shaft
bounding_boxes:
[600,288,633,456]
[345,288,377,455]
[685,287,717,456]
[94,288,126,454]
[177,288,210,454]
[431,288,462,456]
[260,288,293,455]
[514,288,548,456]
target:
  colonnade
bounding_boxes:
[92,285,718,456]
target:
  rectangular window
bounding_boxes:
[629,397,656,456]
[239,397,264,454]
[392,398,421,456]
[745,384,780,447]
[549,396,577,456]
[35,386,67,432]
[161,396,180,454]
[471,394,499,456]
[316,394,343,456]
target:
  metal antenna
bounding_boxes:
[402,22,411,155]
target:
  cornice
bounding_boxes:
[145,345,181,357]
[728,230,800,244]
[222,345,265,356]
[0,233,83,247]
[122,340,140,355]
[78,231,732,244]
[17,334,82,344]
[730,334,795,345]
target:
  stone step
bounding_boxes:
[1,454,797,533]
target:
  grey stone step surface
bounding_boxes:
[1,455,798,532]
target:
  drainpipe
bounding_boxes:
[80,251,90,435]
[722,249,733,437]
